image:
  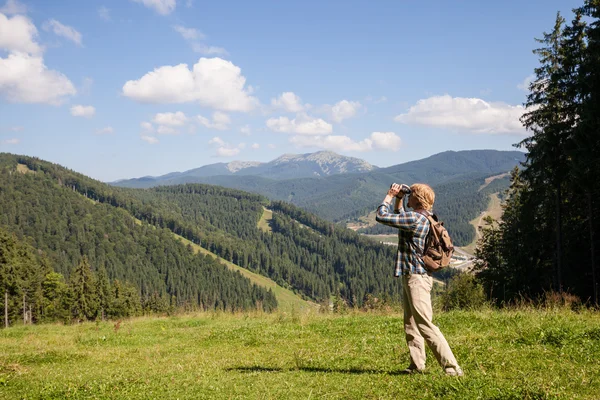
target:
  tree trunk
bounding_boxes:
[556,183,563,293]
[23,293,26,325]
[4,291,8,328]
[588,191,598,306]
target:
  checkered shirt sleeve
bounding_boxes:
[375,201,430,276]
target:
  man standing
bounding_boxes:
[376,183,463,376]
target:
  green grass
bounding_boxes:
[257,208,273,233]
[1,309,599,399]
[174,235,316,314]
[364,234,397,244]
[16,163,35,174]
[461,193,503,255]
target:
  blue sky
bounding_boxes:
[0,0,582,181]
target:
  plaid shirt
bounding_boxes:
[375,200,430,276]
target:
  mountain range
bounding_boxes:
[113,150,525,230]
[113,151,377,184]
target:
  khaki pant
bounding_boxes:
[402,274,459,371]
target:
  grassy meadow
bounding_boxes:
[1,308,600,399]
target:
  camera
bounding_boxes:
[390,183,411,198]
[390,183,411,194]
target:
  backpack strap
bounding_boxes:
[409,210,433,256]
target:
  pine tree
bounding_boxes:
[519,13,567,292]
[579,0,600,305]
[95,266,113,320]
[70,256,98,321]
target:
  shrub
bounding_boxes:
[440,272,487,311]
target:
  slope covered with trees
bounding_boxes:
[0,153,405,326]
[0,155,278,326]
[475,1,600,306]
[122,184,401,307]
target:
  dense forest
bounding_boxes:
[475,1,600,306]
[0,154,404,326]
[0,157,280,325]
[122,184,401,306]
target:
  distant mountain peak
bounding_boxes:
[271,151,377,174]
[226,160,262,173]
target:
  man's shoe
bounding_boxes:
[402,365,424,374]
[445,367,464,377]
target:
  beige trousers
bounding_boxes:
[402,274,459,371]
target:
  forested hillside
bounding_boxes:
[475,2,600,306]
[113,150,522,245]
[113,151,522,213]
[0,155,280,324]
[0,154,401,326]
[120,184,401,306]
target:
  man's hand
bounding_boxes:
[388,183,401,198]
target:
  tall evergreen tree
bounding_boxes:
[519,13,567,292]
[578,0,600,305]
[70,256,98,321]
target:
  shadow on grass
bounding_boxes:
[226,366,414,376]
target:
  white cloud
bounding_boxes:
[191,43,228,56]
[98,6,111,21]
[141,135,159,144]
[208,136,243,157]
[240,125,251,135]
[208,136,225,146]
[290,131,401,152]
[96,126,114,135]
[370,131,402,150]
[325,100,361,123]
[3,138,20,144]
[140,121,154,131]
[251,143,259,149]
[267,144,276,149]
[0,53,76,104]
[0,14,76,105]
[394,94,526,134]
[174,24,227,56]
[197,111,230,130]
[517,74,535,92]
[266,113,333,135]
[131,0,176,15]
[43,19,82,46]
[152,111,187,126]
[0,13,42,54]
[70,104,95,118]
[216,147,239,157]
[173,25,204,41]
[271,92,305,113]
[0,0,27,15]
[156,125,178,135]
[122,57,258,112]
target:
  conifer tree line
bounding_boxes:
[0,152,401,325]
[0,159,278,326]
[475,1,600,305]
[130,185,402,306]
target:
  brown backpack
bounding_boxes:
[415,211,455,272]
